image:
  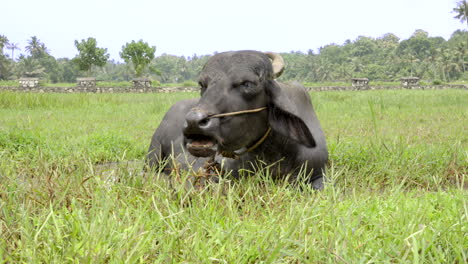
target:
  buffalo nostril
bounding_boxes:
[198,118,210,128]
[185,109,215,131]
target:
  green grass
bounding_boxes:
[38,82,76,87]
[0,80,18,87]
[447,80,467,85]
[160,81,198,87]
[97,81,133,87]
[0,90,466,262]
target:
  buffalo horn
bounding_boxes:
[265,52,285,79]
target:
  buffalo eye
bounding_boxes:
[241,81,253,89]
[239,81,260,98]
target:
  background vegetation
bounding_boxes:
[73,37,109,77]
[1,29,468,85]
[0,90,466,262]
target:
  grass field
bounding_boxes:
[0,90,466,263]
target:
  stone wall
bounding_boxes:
[76,77,96,88]
[305,84,468,91]
[0,85,466,93]
[19,78,40,88]
[0,86,200,93]
[351,78,369,89]
[132,78,152,89]
[401,77,420,87]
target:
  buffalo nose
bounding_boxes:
[184,110,213,131]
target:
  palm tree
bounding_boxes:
[6,42,20,60]
[315,58,334,81]
[436,48,460,82]
[26,36,49,57]
[0,35,9,54]
[17,55,45,77]
[426,46,441,79]
[407,53,420,77]
[25,36,39,54]
[453,0,468,28]
[25,36,49,59]
[455,42,467,73]
[39,43,50,55]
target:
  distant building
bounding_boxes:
[401,77,420,88]
[19,78,40,88]
[351,78,369,89]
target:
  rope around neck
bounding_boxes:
[241,126,271,153]
[219,127,271,159]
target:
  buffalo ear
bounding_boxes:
[267,81,316,148]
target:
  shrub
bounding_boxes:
[181,80,197,87]
[151,80,161,87]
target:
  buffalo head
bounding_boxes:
[183,50,316,158]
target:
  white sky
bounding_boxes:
[1,0,464,61]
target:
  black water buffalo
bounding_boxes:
[146,50,328,189]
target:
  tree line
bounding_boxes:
[281,30,467,83]
[1,1,467,84]
[0,29,467,85]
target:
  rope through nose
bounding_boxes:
[207,107,267,119]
